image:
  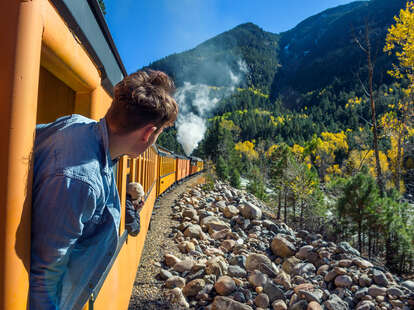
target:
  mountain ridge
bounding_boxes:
[147,0,406,99]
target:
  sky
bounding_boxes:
[105,0,360,74]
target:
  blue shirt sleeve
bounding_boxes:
[30,175,98,310]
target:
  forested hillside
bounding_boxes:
[148,0,414,274]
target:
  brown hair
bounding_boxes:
[106,69,178,134]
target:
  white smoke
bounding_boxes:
[176,113,206,156]
[175,60,248,156]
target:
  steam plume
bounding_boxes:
[175,60,248,156]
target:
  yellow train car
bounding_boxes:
[176,155,189,182]
[190,156,204,175]
[157,150,177,196]
[0,1,202,309]
[197,160,204,173]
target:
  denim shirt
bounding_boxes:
[30,115,121,310]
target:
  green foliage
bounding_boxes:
[247,165,267,201]
[157,127,185,155]
[216,156,229,181]
[98,0,106,15]
[377,195,414,273]
[229,168,241,189]
[336,170,381,253]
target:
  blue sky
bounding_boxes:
[105,0,360,73]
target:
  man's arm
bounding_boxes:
[30,175,97,310]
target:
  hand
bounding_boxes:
[132,199,144,211]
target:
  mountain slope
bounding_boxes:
[273,0,407,99]
[147,23,280,93]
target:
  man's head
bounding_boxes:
[106,70,178,158]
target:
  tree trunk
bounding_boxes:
[368,231,372,259]
[284,189,287,223]
[365,25,385,196]
[300,201,304,229]
[396,133,403,193]
[277,191,281,220]
[292,198,296,223]
[358,219,362,255]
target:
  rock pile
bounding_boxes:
[158,181,414,309]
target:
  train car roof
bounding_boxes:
[51,0,127,95]
[156,145,173,155]
[190,156,203,162]
[158,151,176,159]
[175,154,188,160]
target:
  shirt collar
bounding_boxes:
[97,117,116,174]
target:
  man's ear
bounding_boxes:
[142,125,157,143]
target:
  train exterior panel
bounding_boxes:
[176,156,188,182]
[158,154,177,195]
[92,147,158,310]
[0,1,203,309]
[197,160,204,173]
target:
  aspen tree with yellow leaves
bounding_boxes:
[383,1,414,194]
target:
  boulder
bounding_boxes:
[263,280,285,302]
[291,263,316,276]
[183,224,203,238]
[255,293,270,308]
[223,205,239,218]
[205,217,230,233]
[358,274,372,287]
[272,300,287,310]
[307,301,323,310]
[290,300,308,310]
[338,242,360,256]
[334,275,353,288]
[248,270,268,287]
[167,287,189,309]
[367,285,386,297]
[353,258,373,269]
[211,228,231,240]
[274,270,291,289]
[401,280,414,291]
[271,235,296,257]
[240,202,262,220]
[164,253,181,267]
[182,208,197,219]
[324,294,349,310]
[173,258,194,273]
[372,269,388,287]
[182,278,205,297]
[355,300,375,310]
[282,256,300,274]
[159,269,173,280]
[246,253,277,276]
[296,245,314,260]
[299,289,323,304]
[228,265,247,278]
[221,239,236,251]
[211,296,253,310]
[214,276,236,296]
[165,276,186,289]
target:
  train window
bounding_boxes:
[36,66,76,124]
